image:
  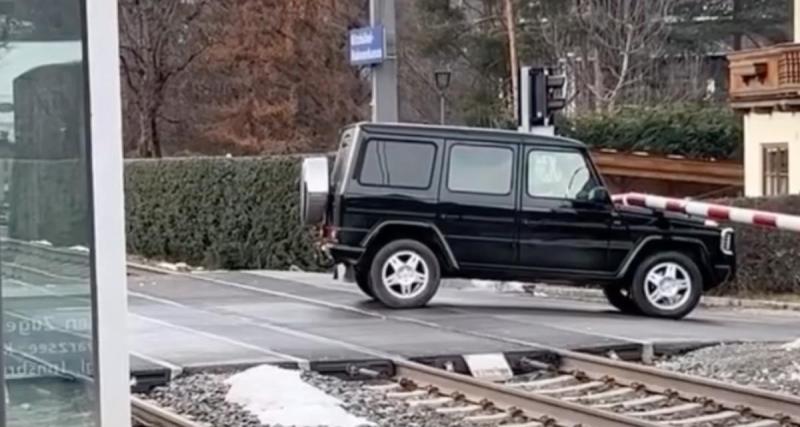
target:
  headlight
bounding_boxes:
[720,228,734,256]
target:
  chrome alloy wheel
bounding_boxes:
[644,262,693,311]
[381,251,429,300]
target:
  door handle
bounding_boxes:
[441,213,460,220]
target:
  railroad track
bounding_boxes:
[131,396,205,427]
[353,356,799,427]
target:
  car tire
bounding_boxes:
[354,267,375,299]
[603,285,640,314]
[630,251,703,319]
[369,239,441,309]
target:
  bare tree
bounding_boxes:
[537,0,676,112]
[118,0,222,157]
[577,0,675,111]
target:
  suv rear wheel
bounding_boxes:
[630,252,703,319]
[369,240,441,309]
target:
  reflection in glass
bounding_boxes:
[0,1,98,426]
[528,150,596,200]
[448,145,514,195]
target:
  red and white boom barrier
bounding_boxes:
[613,193,800,233]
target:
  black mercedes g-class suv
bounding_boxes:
[300,123,735,319]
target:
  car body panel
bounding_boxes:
[323,122,736,291]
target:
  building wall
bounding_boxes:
[743,111,800,197]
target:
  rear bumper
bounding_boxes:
[324,244,364,265]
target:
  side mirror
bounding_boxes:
[589,187,610,204]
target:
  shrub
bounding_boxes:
[560,105,742,160]
[717,195,800,296]
[124,157,327,271]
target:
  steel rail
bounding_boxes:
[131,396,206,427]
[557,352,800,424]
[394,359,662,427]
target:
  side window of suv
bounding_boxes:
[528,149,597,200]
[448,144,514,195]
[359,140,437,189]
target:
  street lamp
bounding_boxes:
[434,69,452,125]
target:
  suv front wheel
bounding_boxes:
[369,240,441,309]
[630,251,703,319]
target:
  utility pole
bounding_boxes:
[503,0,519,121]
[370,0,399,123]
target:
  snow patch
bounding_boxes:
[225,365,373,427]
[470,279,502,291]
[156,261,190,272]
[783,338,800,351]
[468,280,543,295]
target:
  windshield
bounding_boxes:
[331,127,355,193]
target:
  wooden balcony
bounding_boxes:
[729,43,800,110]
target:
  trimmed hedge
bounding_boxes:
[125,157,327,271]
[560,105,742,160]
[719,195,800,296]
[125,157,799,297]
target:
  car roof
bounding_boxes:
[354,122,586,149]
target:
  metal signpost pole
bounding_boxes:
[518,66,532,134]
[440,95,446,125]
[370,0,399,123]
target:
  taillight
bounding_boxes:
[322,225,338,243]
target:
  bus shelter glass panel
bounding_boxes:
[0,0,99,426]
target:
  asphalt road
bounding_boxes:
[125,270,800,374]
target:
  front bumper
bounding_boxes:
[714,264,735,284]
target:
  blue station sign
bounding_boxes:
[349,25,385,66]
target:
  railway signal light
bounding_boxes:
[518,66,567,134]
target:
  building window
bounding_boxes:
[763,144,789,196]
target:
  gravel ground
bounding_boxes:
[140,372,262,427]
[301,371,486,427]
[656,342,800,396]
[140,369,491,427]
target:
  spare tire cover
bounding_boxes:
[300,156,330,226]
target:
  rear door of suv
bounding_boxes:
[341,133,443,245]
[517,145,616,276]
[437,138,519,270]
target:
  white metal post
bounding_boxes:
[85,0,131,425]
[370,0,399,123]
[518,66,531,133]
[795,0,800,43]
